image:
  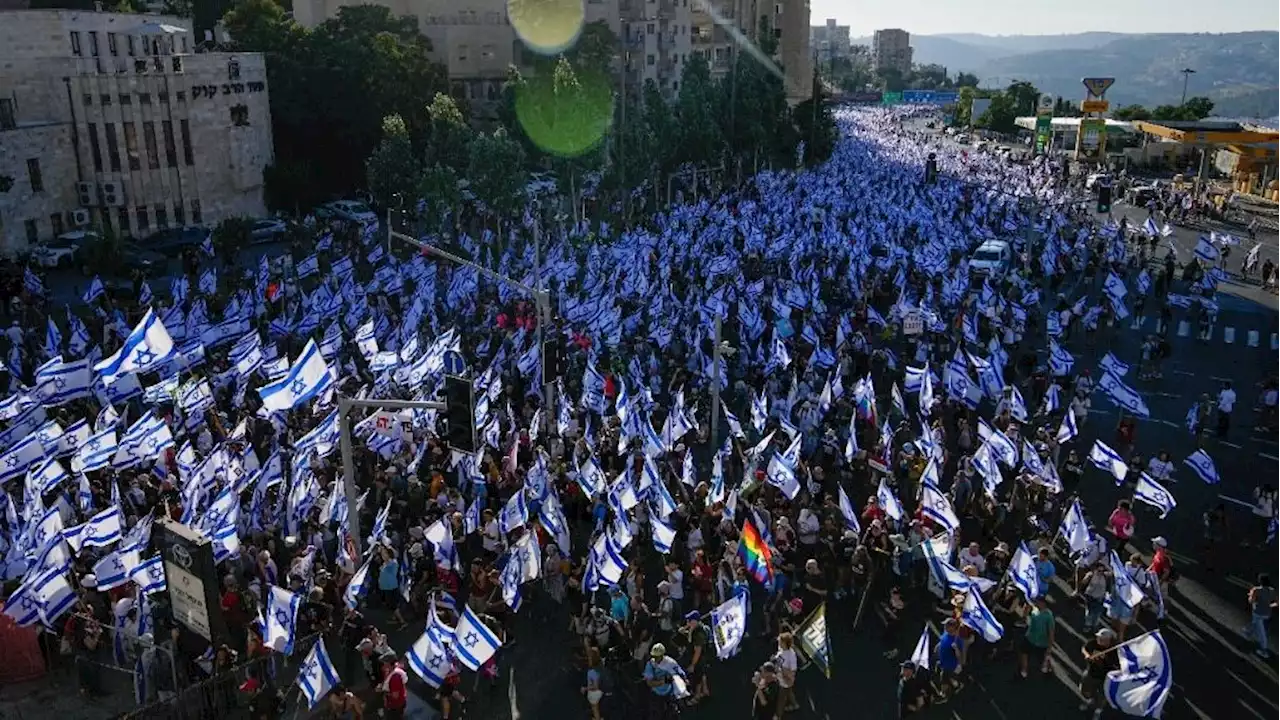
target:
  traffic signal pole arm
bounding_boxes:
[338,396,446,558]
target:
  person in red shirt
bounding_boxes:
[1148,536,1174,595]
[378,653,409,719]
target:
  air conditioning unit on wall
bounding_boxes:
[71,209,91,227]
[100,181,123,207]
[76,181,98,207]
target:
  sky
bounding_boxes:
[812,0,1280,37]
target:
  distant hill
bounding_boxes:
[849,31,1279,119]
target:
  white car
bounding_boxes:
[317,200,378,226]
[969,240,1012,279]
[29,231,96,268]
[250,218,290,243]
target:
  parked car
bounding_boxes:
[29,231,95,268]
[316,200,378,225]
[121,241,166,270]
[969,239,1012,280]
[250,218,291,243]
[145,226,212,256]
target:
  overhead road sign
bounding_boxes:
[1081,77,1115,98]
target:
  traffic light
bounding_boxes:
[925,153,938,185]
[443,374,476,452]
[542,339,562,381]
[1096,180,1112,214]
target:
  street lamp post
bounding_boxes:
[386,227,554,436]
[708,315,735,449]
[337,396,445,558]
[1180,68,1196,106]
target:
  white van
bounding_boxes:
[969,239,1012,280]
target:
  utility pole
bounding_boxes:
[710,315,721,447]
[338,396,445,558]
[1180,68,1196,106]
[386,228,554,435]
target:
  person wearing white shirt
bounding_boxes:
[959,542,986,575]
[1146,451,1175,483]
[774,632,800,712]
[1217,381,1237,438]
[664,560,685,615]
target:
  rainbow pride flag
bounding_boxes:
[737,517,774,586]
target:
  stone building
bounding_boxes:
[690,0,811,103]
[0,9,272,251]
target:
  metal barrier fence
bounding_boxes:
[122,631,325,720]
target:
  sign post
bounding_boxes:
[1075,77,1115,161]
[1035,94,1055,156]
[153,518,228,653]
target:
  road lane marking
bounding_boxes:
[1261,452,1279,462]
[1221,441,1243,449]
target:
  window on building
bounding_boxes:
[123,122,141,171]
[87,123,103,172]
[139,93,151,105]
[647,54,655,65]
[158,93,169,105]
[71,32,82,56]
[135,206,149,233]
[180,120,194,165]
[161,120,177,167]
[191,200,202,225]
[26,159,43,192]
[458,44,469,62]
[181,37,188,53]
[104,122,121,172]
[101,208,113,235]
[50,213,64,236]
[119,94,132,106]
[647,23,654,34]
[89,31,99,57]
[100,93,112,106]
[154,204,168,229]
[0,99,14,130]
[230,105,250,126]
[127,35,135,56]
[82,93,93,107]
[481,44,495,61]
[173,202,185,226]
[175,91,185,102]
[143,121,159,169]
[108,33,118,56]
[24,220,38,244]
[117,208,131,236]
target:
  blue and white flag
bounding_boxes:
[264,585,302,655]
[919,482,959,533]
[1133,473,1177,519]
[83,276,106,304]
[1183,450,1218,484]
[343,558,371,610]
[296,637,341,708]
[710,592,748,660]
[836,485,861,536]
[1100,352,1130,377]
[92,549,138,591]
[452,604,503,671]
[81,504,124,549]
[1059,499,1091,554]
[1088,440,1128,484]
[876,478,903,522]
[94,309,175,385]
[30,458,68,497]
[32,568,78,626]
[0,436,47,485]
[256,339,334,413]
[1098,371,1149,418]
[35,358,94,406]
[1056,410,1079,443]
[407,630,453,689]
[1104,630,1172,718]
[651,515,676,554]
[128,554,167,595]
[1007,542,1041,601]
[960,586,1004,642]
[45,318,62,358]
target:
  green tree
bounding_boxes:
[954,72,980,88]
[1003,80,1040,117]
[212,217,255,257]
[1112,104,1152,121]
[1183,96,1215,120]
[416,163,461,233]
[365,114,422,213]
[467,128,527,222]
[976,92,1019,133]
[791,69,837,166]
[718,17,795,173]
[878,66,906,93]
[160,0,192,16]
[675,53,724,170]
[423,92,473,172]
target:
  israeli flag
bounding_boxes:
[1098,371,1149,418]
[35,358,94,407]
[836,485,862,536]
[407,631,453,688]
[256,339,335,413]
[909,626,931,670]
[1089,440,1129,484]
[94,309,175,385]
[1100,352,1130,377]
[1183,450,1219,484]
[265,585,302,655]
[919,482,959,533]
[1133,473,1177,519]
[750,391,768,434]
[92,550,138,591]
[296,637,341,708]
[651,515,677,554]
[960,587,1004,642]
[1193,236,1219,263]
[128,554,167,595]
[1059,499,1091,554]
[876,478,904,522]
[30,458,68,496]
[83,276,106,304]
[1056,410,1079,443]
[452,604,503,671]
[1104,630,1172,718]
[1110,551,1147,609]
[343,558,371,609]
[32,568,78,625]
[723,401,744,439]
[710,593,748,660]
[1008,542,1041,601]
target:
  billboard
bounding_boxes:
[881,92,903,106]
[902,90,960,105]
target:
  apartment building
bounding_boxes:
[617,0,693,99]
[690,0,810,103]
[810,17,849,60]
[871,27,912,75]
[0,9,273,251]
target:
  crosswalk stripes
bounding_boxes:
[1123,316,1275,348]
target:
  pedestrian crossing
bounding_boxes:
[1121,316,1278,349]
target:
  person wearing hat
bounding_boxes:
[1148,536,1174,599]
[656,580,676,639]
[642,642,685,713]
[897,661,928,718]
[674,611,710,704]
[1079,628,1120,719]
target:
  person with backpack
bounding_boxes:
[673,611,710,705]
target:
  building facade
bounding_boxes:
[810,17,849,60]
[0,9,272,251]
[618,0,692,99]
[690,0,810,103]
[871,27,911,75]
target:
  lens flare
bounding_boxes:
[515,64,613,158]
[508,0,585,56]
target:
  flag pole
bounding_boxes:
[1088,628,1159,659]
